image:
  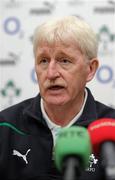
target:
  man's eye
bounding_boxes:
[60,58,71,64]
[40,58,48,64]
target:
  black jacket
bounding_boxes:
[0,88,115,180]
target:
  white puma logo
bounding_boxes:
[12,149,31,164]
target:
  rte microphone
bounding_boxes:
[88,118,115,180]
[54,126,92,180]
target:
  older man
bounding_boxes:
[0,16,115,180]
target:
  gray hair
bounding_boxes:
[33,16,98,60]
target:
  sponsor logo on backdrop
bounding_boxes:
[0,52,21,66]
[108,0,115,6]
[31,68,37,83]
[0,80,21,107]
[94,1,115,13]
[96,65,115,88]
[97,25,115,56]
[68,0,84,5]
[4,17,20,35]
[3,0,21,8]
[29,0,57,15]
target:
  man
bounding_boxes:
[0,16,115,180]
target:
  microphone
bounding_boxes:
[88,118,115,180]
[54,126,92,180]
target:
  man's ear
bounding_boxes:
[86,58,99,82]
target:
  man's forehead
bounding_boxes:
[36,45,79,58]
[36,41,80,54]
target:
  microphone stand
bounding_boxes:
[100,142,115,180]
[62,156,81,180]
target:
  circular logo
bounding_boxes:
[4,17,20,35]
[96,65,113,84]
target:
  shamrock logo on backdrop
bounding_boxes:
[97,25,115,55]
[0,80,21,106]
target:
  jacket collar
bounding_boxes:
[23,94,46,126]
[23,87,98,127]
[75,87,98,127]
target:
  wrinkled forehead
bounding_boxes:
[34,33,82,57]
[35,38,82,57]
[37,33,77,47]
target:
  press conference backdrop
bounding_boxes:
[0,0,115,111]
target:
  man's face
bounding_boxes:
[35,41,94,106]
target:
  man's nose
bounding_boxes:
[47,60,60,80]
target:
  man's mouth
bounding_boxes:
[48,85,64,90]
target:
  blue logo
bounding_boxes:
[4,17,20,35]
[31,68,37,83]
[96,65,115,88]
[96,65,113,83]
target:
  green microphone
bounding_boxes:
[54,126,92,180]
